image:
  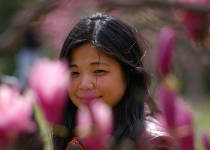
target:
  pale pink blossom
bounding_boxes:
[156,26,176,77]
[0,85,35,146]
[77,100,113,150]
[77,106,92,137]
[29,58,70,124]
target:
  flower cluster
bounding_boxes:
[0,59,70,149]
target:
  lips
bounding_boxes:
[77,91,101,104]
[80,97,97,103]
[79,96,102,105]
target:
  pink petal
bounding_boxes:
[201,132,210,150]
[77,106,92,137]
[76,100,113,150]
[90,100,113,138]
[156,26,176,77]
[157,85,176,129]
[157,85,195,150]
[29,58,70,124]
[0,85,35,147]
[176,0,209,41]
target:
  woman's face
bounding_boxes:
[68,43,127,107]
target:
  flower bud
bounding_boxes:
[156,26,176,77]
[157,85,195,150]
[29,58,70,124]
[76,100,113,150]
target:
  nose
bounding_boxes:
[79,74,95,90]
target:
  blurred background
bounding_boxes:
[0,0,209,149]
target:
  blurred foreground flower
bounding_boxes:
[157,85,195,150]
[76,100,113,150]
[156,26,176,77]
[176,0,209,42]
[29,58,70,124]
[202,133,210,150]
[0,85,35,147]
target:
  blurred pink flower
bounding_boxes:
[29,58,70,124]
[157,85,176,129]
[202,132,210,150]
[156,26,176,77]
[0,85,35,147]
[176,0,209,42]
[77,100,113,150]
[157,85,195,150]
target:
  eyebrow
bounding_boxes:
[69,64,78,68]
[90,61,110,66]
[69,61,110,68]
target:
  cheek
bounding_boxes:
[68,78,80,93]
[108,81,126,106]
[68,82,75,96]
[97,74,126,107]
[68,81,80,107]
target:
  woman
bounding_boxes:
[54,13,175,150]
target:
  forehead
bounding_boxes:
[69,43,117,64]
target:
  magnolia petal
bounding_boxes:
[202,133,210,150]
[156,26,176,77]
[0,85,35,147]
[29,58,70,124]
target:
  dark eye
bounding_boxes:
[71,71,79,77]
[94,70,107,75]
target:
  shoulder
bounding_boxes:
[140,115,178,150]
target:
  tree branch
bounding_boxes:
[0,0,59,54]
[101,0,210,14]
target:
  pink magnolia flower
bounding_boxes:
[202,132,210,150]
[157,85,176,129]
[176,0,209,42]
[0,85,35,147]
[29,58,70,124]
[77,100,113,150]
[157,85,195,150]
[156,26,176,77]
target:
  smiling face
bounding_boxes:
[68,43,127,107]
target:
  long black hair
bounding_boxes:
[54,13,153,150]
